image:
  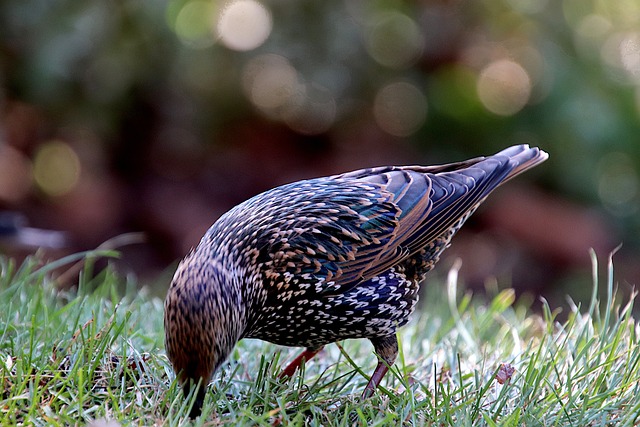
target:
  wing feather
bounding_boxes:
[251,145,547,294]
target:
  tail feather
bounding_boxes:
[501,145,549,182]
[355,145,548,275]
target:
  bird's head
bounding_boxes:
[164,248,246,418]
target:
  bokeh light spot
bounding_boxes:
[506,0,548,14]
[33,141,81,197]
[285,84,337,135]
[0,145,32,202]
[477,59,531,116]
[574,14,612,59]
[598,152,639,216]
[620,32,640,80]
[573,13,614,74]
[217,0,272,52]
[374,81,427,137]
[174,0,216,49]
[601,31,640,82]
[242,54,305,119]
[365,11,424,69]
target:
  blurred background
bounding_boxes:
[1,0,639,305]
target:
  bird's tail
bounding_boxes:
[494,144,549,184]
[387,144,548,254]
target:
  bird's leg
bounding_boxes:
[185,378,206,419]
[362,335,398,398]
[362,361,389,398]
[279,346,323,378]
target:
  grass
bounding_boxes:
[1,250,639,426]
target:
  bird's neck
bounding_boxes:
[182,245,251,335]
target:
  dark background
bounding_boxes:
[1,0,639,306]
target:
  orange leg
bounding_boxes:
[279,347,323,378]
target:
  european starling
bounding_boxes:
[164,144,548,417]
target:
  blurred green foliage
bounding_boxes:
[1,0,639,287]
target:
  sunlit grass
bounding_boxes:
[0,251,638,426]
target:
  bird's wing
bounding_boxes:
[252,178,403,291]
[255,145,546,294]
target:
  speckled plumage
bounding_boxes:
[164,145,548,417]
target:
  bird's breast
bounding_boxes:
[243,267,420,348]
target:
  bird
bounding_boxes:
[164,144,548,418]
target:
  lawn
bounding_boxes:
[1,251,638,426]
